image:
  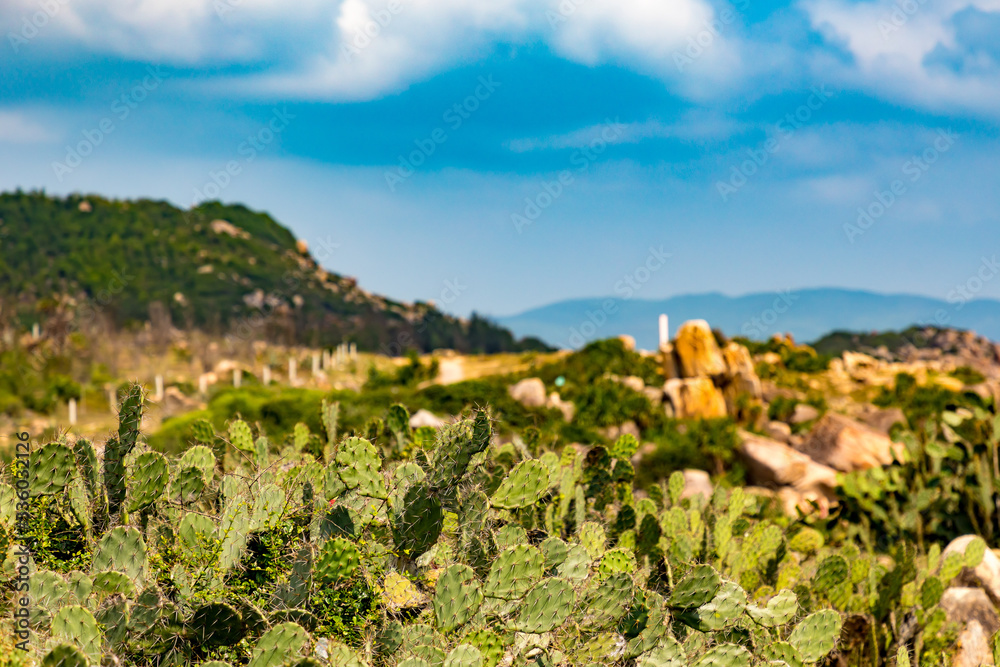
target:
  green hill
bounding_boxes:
[0,191,548,353]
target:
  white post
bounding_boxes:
[262,366,271,385]
[289,358,297,385]
[154,375,164,402]
[31,323,40,340]
[199,374,208,395]
[350,342,357,360]
[68,398,77,426]
[658,314,669,349]
[323,349,331,370]
[312,352,321,377]
[234,369,242,388]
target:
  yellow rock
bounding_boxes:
[674,320,726,378]
[664,378,727,419]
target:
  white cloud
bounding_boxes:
[802,0,1000,117]
[2,0,743,101]
[0,111,56,144]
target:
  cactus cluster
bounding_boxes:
[6,386,996,667]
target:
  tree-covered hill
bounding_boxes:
[0,191,548,353]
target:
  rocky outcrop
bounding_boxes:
[763,420,793,443]
[796,413,903,472]
[673,320,727,378]
[664,378,728,420]
[790,403,820,424]
[852,404,907,435]
[737,431,838,514]
[508,378,547,408]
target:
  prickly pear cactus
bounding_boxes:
[433,564,483,632]
[490,459,550,509]
[315,537,360,584]
[50,605,102,664]
[788,610,842,663]
[30,442,75,496]
[483,545,544,600]
[248,622,310,667]
[41,644,90,667]
[512,578,575,633]
[126,451,169,512]
[90,526,146,585]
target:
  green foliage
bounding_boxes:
[6,398,994,667]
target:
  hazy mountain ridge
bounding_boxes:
[496,288,1000,349]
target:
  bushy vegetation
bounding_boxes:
[4,376,1000,667]
[0,191,549,354]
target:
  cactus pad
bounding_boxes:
[692,643,752,667]
[635,638,686,667]
[392,483,443,557]
[51,605,102,664]
[189,602,246,647]
[513,578,575,633]
[669,565,721,609]
[433,564,483,632]
[337,437,388,499]
[179,445,217,480]
[788,610,842,663]
[30,442,75,496]
[484,545,544,600]
[248,622,310,667]
[316,537,360,584]
[444,644,483,667]
[41,644,89,667]
[172,465,207,504]
[126,451,169,512]
[91,526,146,584]
[490,459,550,509]
[746,589,798,627]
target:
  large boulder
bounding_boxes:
[943,536,1000,606]
[681,469,713,501]
[722,342,762,399]
[410,409,446,429]
[852,404,907,435]
[940,587,1000,635]
[763,421,793,443]
[508,378,547,408]
[674,320,727,378]
[953,620,995,667]
[797,413,903,472]
[664,378,728,419]
[737,431,838,511]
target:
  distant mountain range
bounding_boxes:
[495,289,1000,349]
[0,192,548,354]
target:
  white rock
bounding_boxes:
[409,409,446,429]
[508,377,547,408]
[943,536,1000,607]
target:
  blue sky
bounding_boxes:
[2,0,999,318]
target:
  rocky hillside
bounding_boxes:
[0,191,548,353]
